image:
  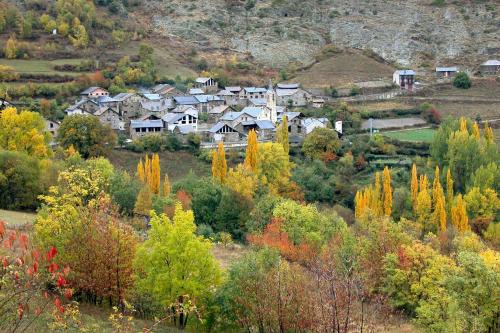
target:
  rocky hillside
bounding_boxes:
[144,0,499,67]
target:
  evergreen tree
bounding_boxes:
[383,166,392,217]
[244,129,258,172]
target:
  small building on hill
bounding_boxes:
[80,87,109,99]
[312,98,325,108]
[45,119,60,138]
[195,77,218,93]
[129,120,163,139]
[480,60,500,75]
[208,122,243,142]
[95,106,124,131]
[275,83,312,107]
[393,70,416,91]
[436,67,458,79]
[151,84,181,96]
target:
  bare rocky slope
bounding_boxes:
[145,0,499,67]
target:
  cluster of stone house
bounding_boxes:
[62,79,329,143]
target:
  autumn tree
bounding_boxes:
[446,169,454,213]
[163,174,171,197]
[276,115,289,155]
[411,163,418,211]
[134,204,222,329]
[383,166,392,216]
[484,121,494,144]
[134,185,152,216]
[244,129,258,172]
[416,175,432,232]
[302,127,340,161]
[150,153,161,194]
[451,194,469,233]
[472,122,480,140]
[137,158,145,182]
[58,115,117,158]
[211,142,227,183]
[257,142,292,194]
[0,107,52,158]
[225,164,258,200]
[4,35,17,59]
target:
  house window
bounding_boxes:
[135,128,140,132]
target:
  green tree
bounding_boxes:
[302,127,340,161]
[453,72,471,89]
[69,23,89,48]
[109,171,141,215]
[57,115,117,158]
[134,204,222,329]
[4,35,18,59]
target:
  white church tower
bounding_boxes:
[266,79,277,124]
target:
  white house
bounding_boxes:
[393,70,416,91]
[301,117,329,134]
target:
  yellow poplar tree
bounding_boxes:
[459,117,467,133]
[150,153,161,194]
[144,154,151,186]
[411,163,418,211]
[484,122,494,144]
[382,166,392,217]
[432,166,441,204]
[134,186,152,216]
[472,122,480,140]
[244,129,258,172]
[5,36,17,59]
[431,167,447,232]
[277,115,289,155]
[212,142,227,183]
[451,194,469,233]
[137,158,145,183]
[163,174,171,197]
[416,178,432,229]
[446,169,454,212]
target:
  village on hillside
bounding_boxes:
[32,58,500,148]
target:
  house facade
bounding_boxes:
[393,70,416,91]
[275,83,312,107]
[95,106,124,131]
[195,77,218,93]
[45,119,60,138]
[129,120,163,139]
[480,60,500,75]
[208,122,242,142]
[436,67,458,79]
[80,87,109,99]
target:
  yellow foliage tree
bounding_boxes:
[446,169,454,213]
[150,153,161,194]
[431,166,447,232]
[0,107,52,158]
[256,142,291,195]
[382,166,392,217]
[484,122,494,144]
[459,117,468,133]
[432,166,441,204]
[451,194,469,233]
[162,174,171,197]
[472,122,480,140]
[411,163,418,211]
[212,142,227,183]
[244,129,258,172]
[134,186,152,216]
[276,115,289,155]
[144,154,151,186]
[5,36,17,59]
[137,158,145,183]
[225,164,258,200]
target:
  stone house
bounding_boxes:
[275,83,312,107]
[195,77,218,93]
[278,112,305,136]
[312,98,325,108]
[208,122,242,142]
[113,93,144,119]
[480,60,500,75]
[208,105,235,123]
[435,67,458,79]
[80,87,109,99]
[239,87,267,101]
[65,99,99,116]
[235,120,275,141]
[393,70,416,91]
[95,106,124,131]
[194,95,225,113]
[151,84,181,97]
[189,88,205,95]
[301,117,330,135]
[129,120,163,139]
[216,89,238,106]
[140,98,174,117]
[45,119,60,138]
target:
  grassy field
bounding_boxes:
[107,149,210,182]
[294,52,394,88]
[383,128,436,143]
[0,209,36,227]
[0,58,88,77]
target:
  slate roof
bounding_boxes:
[302,117,329,127]
[189,88,205,95]
[112,93,136,101]
[241,107,263,118]
[249,98,266,106]
[80,86,104,95]
[94,106,118,116]
[141,99,173,112]
[209,105,230,114]
[152,84,175,94]
[436,67,458,72]
[482,60,500,66]
[172,105,198,114]
[243,87,266,94]
[195,77,211,84]
[130,120,163,129]
[97,96,119,104]
[278,112,302,121]
[194,95,224,103]
[209,122,235,133]
[276,88,298,97]
[216,89,235,96]
[277,83,299,89]
[220,111,243,121]
[225,86,242,93]
[173,96,200,105]
[394,70,416,76]
[66,99,97,112]
[255,120,275,130]
[162,113,186,123]
[142,93,163,101]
